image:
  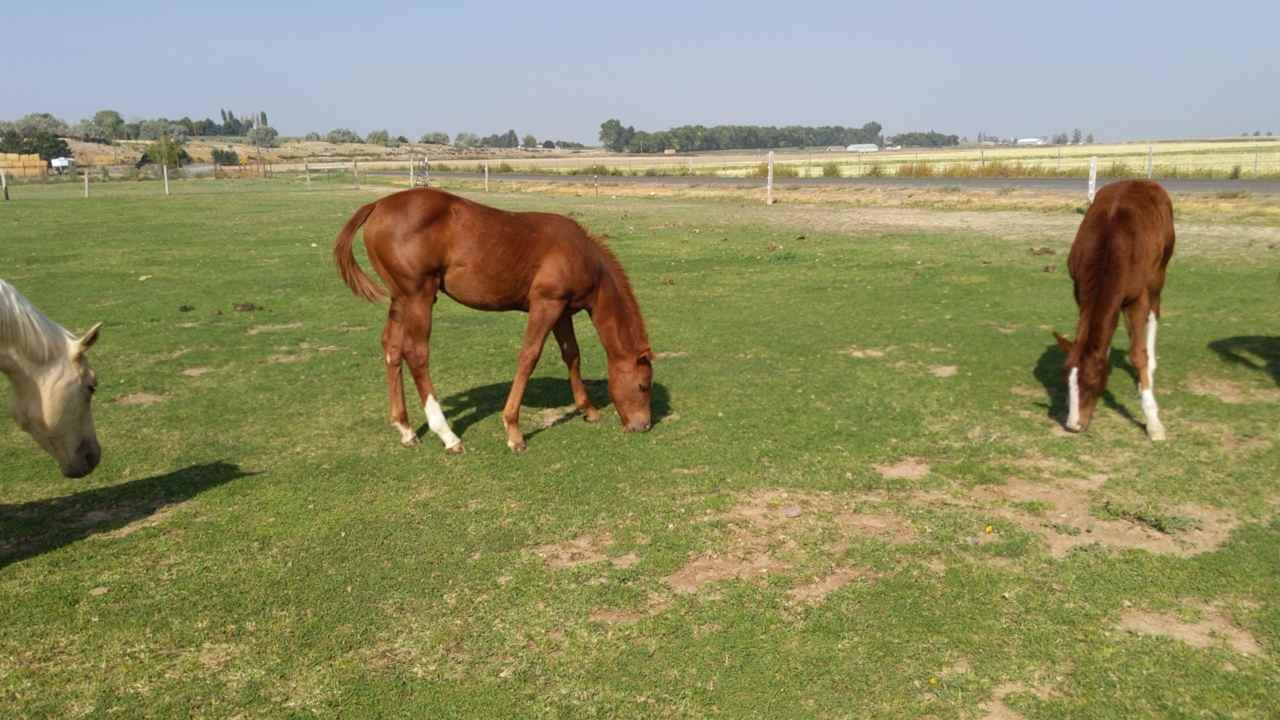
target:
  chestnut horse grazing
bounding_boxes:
[334,188,653,453]
[1,280,103,477]
[1054,180,1175,440]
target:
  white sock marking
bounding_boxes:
[1141,387,1165,440]
[395,422,417,445]
[1067,366,1081,430]
[425,394,461,449]
[1145,311,1158,384]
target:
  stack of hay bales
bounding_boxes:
[0,153,46,177]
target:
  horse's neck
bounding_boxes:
[590,268,647,360]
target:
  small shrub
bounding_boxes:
[821,162,841,177]
[1229,164,1242,180]
[495,162,514,173]
[864,162,885,177]
[211,148,240,165]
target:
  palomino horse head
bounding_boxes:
[608,349,653,433]
[1054,332,1110,432]
[9,324,103,478]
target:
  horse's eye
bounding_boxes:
[87,382,97,396]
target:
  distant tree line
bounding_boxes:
[887,131,959,148]
[598,119,885,153]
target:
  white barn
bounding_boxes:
[845,144,879,153]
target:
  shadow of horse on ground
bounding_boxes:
[0,461,255,569]
[437,377,673,442]
[1208,336,1280,386]
[1032,343,1142,431]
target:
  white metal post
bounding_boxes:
[484,162,489,191]
[352,160,358,189]
[410,156,415,187]
[1,168,8,201]
[766,150,774,205]
[304,162,310,186]
[163,164,170,196]
[1088,156,1097,203]
[84,167,89,198]
[424,154,430,187]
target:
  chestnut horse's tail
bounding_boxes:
[333,201,387,302]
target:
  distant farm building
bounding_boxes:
[845,144,879,153]
[1016,138,1045,146]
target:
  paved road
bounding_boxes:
[373,171,1280,195]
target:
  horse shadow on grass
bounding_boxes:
[437,377,673,442]
[1032,343,1142,431]
[0,461,255,570]
[1208,336,1280,386]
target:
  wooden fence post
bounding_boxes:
[484,162,489,191]
[1088,156,1097,203]
[766,151,774,205]
[304,162,310,186]
[410,156,415,187]
[84,167,89,198]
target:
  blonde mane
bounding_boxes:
[0,280,74,370]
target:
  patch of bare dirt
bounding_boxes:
[181,367,213,377]
[788,567,874,603]
[1115,601,1262,657]
[610,552,639,569]
[533,533,612,568]
[929,365,959,378]
[247,322,303,336]
[981,681,1056,720]
[534,405,578,429]
[875,459,930,480]
[672,466,708,476]
[96,502,186,540]
[1186,374,1280,404]
[654,351,688,359]
[114,392,166,406]
[838,346,887,359]
[972,475,1237,558]
[267,353,308,364]
[665,552,785,594]
[1010,385,1043,399]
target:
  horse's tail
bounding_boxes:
[333,201,387,302]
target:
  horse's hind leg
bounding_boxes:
[382,300,418,447]
[552,313,601,423]
[1125,299,1166,441]
[402,282,463,453]
[503,299,566,452]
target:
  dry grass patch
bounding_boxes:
[1185,374,1280,404]
[874,459,930,480]
[114,392,166,406]
[246,322,303,336]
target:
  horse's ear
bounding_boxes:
[1052,331,1073,355]
[76,323,102,356]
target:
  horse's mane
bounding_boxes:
[0,280,74,368]
[587,235,650,351]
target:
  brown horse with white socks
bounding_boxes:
[1055,180,1175,440]
[334,188,653,453]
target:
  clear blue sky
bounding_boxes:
[4,1,1276,143]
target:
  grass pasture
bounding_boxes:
[2,180,1279,718]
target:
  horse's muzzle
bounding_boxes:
[624,419,652,433]
[63,441,101,479]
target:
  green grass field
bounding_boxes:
[2,179,1278,718]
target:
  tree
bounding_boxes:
[142,135,189,168]
[599,119,635,152]
[93,110,125,139]
[542,140,555,149]
[211,148,240,165]
[1086,132,1094,144]
[454,132,479,148]
[327,128,360,143]
[0,128,71,161]
[523,134,538,148]
[1072,128,1083,144]
[395,135,409,145]
[12,113,68,136]
[246,124,279,148]
[366,129,391,145]
[304,132,321,141]
[419,131,449,145]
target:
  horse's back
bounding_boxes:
[1069,180,1173,300]
[362,188,604,310]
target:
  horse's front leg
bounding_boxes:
[503,300,566,452]
[553,312,601,423]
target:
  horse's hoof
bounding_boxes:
[583,408,602,423]
[446,442,465,454]
[400,436,420,448]
[507,439,528,453]
[1147,425,1167,442]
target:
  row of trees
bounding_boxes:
[886,131,959,148]
[598,119,886,153]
